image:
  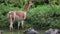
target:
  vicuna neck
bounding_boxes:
[24,0,30,12]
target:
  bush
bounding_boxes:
[25,5,60,29]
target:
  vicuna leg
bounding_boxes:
[10,18,14,32]
[21,20,24,31]
[18,21,20,30]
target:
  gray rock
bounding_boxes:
[0,30,3,34]
[44,28,60,34]
[24,28,38,34]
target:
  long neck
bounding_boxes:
[24,1,30,12]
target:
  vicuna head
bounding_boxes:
[24,0,33,11]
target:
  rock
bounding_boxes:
[24,28,38,34]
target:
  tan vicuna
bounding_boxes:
[7,0,32,32]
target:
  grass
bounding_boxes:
[3,30,22,34]
[3,30,45,34]
[38,30,45,34]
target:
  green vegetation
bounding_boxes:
[3,30,45,34]
[26,5,60,29]
[3,30,22,34]
[0,0,60,30]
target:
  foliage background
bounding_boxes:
[0,0,60,30]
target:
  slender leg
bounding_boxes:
[10,18,13,32]
[21,20,24,31]
[18,21,20,30]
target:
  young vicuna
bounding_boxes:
[7,0,32,32]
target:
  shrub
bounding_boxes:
[25,5,60,29]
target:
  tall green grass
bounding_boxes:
[26,5,60,29]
